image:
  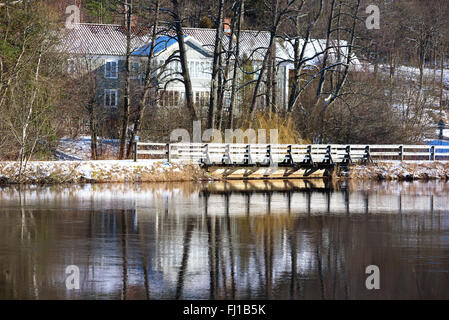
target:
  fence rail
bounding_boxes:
[134,143,449,166]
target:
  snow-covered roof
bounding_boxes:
[277,38,362,70]
[62,23,154,56]
[61,23,362,67]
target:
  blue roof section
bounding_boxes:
[132,35,186,56]
[428,140,449,146]
[428,140,449,153]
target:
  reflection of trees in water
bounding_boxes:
[1,184,449,299]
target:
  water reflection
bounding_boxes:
[0,180,448,299]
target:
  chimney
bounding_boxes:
[224,18,231,35]
[123,3,138,29]
[131,15,138,29]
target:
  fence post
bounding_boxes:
[225,144,231,164]
[166,143,171,162]
[431,146,435,161]
[204,144,210,165]
[345,145,352,164]
[399,145,404,161]
[133,142,138,162]
[326,145,333,164]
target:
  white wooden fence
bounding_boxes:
[134,143,449,165]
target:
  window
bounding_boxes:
[104,89,118,107]
[199,61,212,78]
[105,60,118,79]
[160,90,181,107]
[189,61,201,78]
[67,58,76,73]
[131,62,141,80]
[195,91,210,109]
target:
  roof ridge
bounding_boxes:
[75,22,122,27]
[182,26,270,34]
[74,23,269,34]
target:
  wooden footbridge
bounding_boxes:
[134,143,449,179]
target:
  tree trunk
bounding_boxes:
[126,0,160,158]
[172,0,197,124]
[227,0,244,130]
[207,0,224,129]
[119,0,132,160]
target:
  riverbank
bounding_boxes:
[1,160,448,185]
[0,160,209,185]
[346,161,449,181]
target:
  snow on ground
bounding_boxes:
[348,161,449,181]
[370,64,449,86]
[56,136,119,160]
[443,129,449,139]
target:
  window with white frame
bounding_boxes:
[195,91,210,109]
[189,61,201,78]
[131,62,141,80]
[200,61,212,78]
[160,90,181,107]
[105,60,118,79]
[104,89,118,107]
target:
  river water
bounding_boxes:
[0,180,448,300]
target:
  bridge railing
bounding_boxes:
[134,143,449,164]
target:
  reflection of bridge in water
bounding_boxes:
[135,180,449,299]
[196,180,447,216]
[2,182,448,300]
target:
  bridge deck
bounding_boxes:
[134,143,449,166]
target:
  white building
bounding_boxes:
[62,23,361,113]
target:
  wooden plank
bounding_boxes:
[137,143,167,147]
[403,152,431,156]
[137,150,167,155]
[370,152,400,156]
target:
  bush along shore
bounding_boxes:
[0,161,448,185]
[345,162,449,181]
[0,161,210,185]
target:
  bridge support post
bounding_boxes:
[363,146,372,163]
[267,145,273,165]
[246,144,254,165]
[287,145,293,164]
[306,145,313,165]
[345,145,352,165]
[326,145,333,164]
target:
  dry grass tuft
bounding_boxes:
[239,111,308,144]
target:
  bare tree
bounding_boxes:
[126,0,162,158]
[118,0,133,159]
[168,0,197,122]
[0,1,63,174]
[207,0,224,129]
